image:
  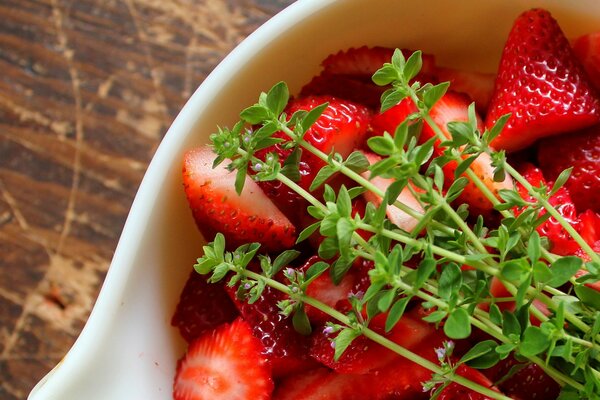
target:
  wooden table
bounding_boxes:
[0,0,294,397]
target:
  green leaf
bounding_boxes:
[438,263,462,301]
[310,165,336,191]
[266,81,289,116]
[292,305,312,336]
[454,155,479,179]
[520,326,551,357]
[501,259,530,284]
[502,310,521,337]
[415,257,437,289]
[301,103,329,134]
[234,168,247,195]
[460,340,498,367]
[344,151,370,173]
[446,177,469,202]
[549,167,573,196]
[304,261,329,285]
[297,221,320,244]
[574,285,600,309]
[378,288,397,312]
[403,50,422,82]
[489,304,503,326]
[372,65,399,86]
[422,309,447,323]
[272,250,301,276]
[483,113,510,144]
[547,257,582,288]
[280,147,301,182]
[333,328,361,361]
[380,89,407,112]
[386,180,407,205]
[385,297,411,332]
[240,104,270,124]
[444,308,471,339]
[423,81,450,109]
[367,135,395,156]
[528,232,541,263]
[533,261,554,285]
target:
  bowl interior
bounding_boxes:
[30,0,600,398]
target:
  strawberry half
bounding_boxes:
[227,284,318,378]
[183,145,296,252]
[171,271,238,343]
[173,318,273,400]
[255,96,370,222]
[537,125,600,213]
[573,31,600,91]
[485,9,600,152]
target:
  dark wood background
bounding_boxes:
[0,0,294,397]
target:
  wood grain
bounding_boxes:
[0,0,294,397]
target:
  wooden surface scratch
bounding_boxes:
[0,0,294,398]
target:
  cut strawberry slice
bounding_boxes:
[300,73,386,110]
[437,364,497,400]
[227,284,318,378]
[361,151,424,232]
[537,125,600,213]
[171,271,238,343]
[515,163,580,255]
[173,318,273,400]
[436,67,496,114]
[255,96,370,222]
[486,9,600,152]
[183,145,296,252]
[321,46,437,79]
[310,311,433,374]
[370,93,513,215]
[572,31,600,91]
[274,368,373,400]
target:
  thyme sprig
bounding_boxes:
[196,49,600,399]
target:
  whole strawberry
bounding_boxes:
[537,126,600,212]
[486,9,600,151]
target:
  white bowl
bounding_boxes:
[29,0,600,399]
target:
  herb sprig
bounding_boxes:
[196,49,600,399]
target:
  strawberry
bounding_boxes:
[301,256,370,323]
[515,163,580,255]
[274,368,373,400]
[572,31,600,90]
[371,93,513,215]
[484,357,560,400]
[321,46,437,79]
[173,318,273,400]
[309,311,434,374]
[227,284,318,378]
[437,364,497,400]
[537,125,600,212]
[255,96,370,222]
[436,67,496,114]
[171,271,238,343]
[485,276,550,326]
[485,9,600,152]
[183,145,296,252]
[301,47,436,109]
[361,151,424,232]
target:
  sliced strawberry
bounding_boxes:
[577,209,600,246]
[255,96,370,222]
[171,271,238,343]
[274,368,373,400]
[370,93,513,215]
[437,364,497,400]
[300,73,386,110]
[515,163,580,255]
[361,151,424,232]
[321,46,437,79]
[485,9,600,152]
[301,255,369,323]
[309,311,434,374]
[484,357,560,400]
[537,125,600,213]
[173,318,273,400]
[436,67,496,114]
[227,284,318,378]
[572,31,600,90]
[183,145,296,252]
